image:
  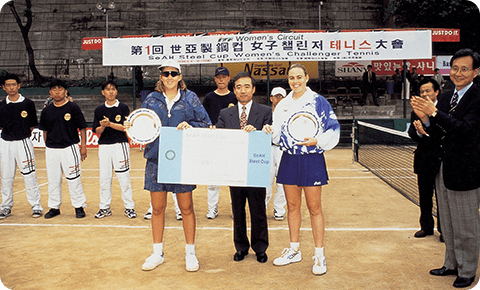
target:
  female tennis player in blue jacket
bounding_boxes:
[136,60,211,273]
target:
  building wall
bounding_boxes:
[0,0,385,82]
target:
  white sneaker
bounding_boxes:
[273,209,284,221]
[312,254,327,275]
[175,211,183,220]
[185,252,199,272]
[273,248,302,266]
[144,211,152,220]
[206,207,218,219]
[142,253,164,271]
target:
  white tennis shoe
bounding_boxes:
[206,207,218,219]
[185,252,199,272]
[142,253,164,271]
[273,248,302,266]
[312,254,327,275]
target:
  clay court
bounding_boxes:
[0,148,478,289]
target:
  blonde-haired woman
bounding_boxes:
[140,60,211,272]
[264,63,340,275]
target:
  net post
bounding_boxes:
[352,118,359,162]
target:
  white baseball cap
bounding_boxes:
[158,59,182,73]
[271,87,286,97]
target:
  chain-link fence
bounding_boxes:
[1,62,218,87]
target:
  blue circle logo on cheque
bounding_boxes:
[165,150,176,160]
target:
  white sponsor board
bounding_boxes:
[436,55,453,75]
[103,31,432,65]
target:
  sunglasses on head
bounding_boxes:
[161,71,180,77]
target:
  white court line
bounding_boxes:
[0,223,149,229]
[5,176,380,181]
[4,175,380,196]
[34,168,371,172]
[0,223,421,232]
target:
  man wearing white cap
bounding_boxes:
[266,87,287,220]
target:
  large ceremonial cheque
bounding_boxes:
[157,127,271,187]
[103,30,432,65]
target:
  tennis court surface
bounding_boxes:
[0,148,478,289]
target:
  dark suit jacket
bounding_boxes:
[362,70,376,87]
[216,102,272,130]
[427,84,480,191]
[215,101,272,253]
[408,111,441,177]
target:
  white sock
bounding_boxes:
[153,243,163,255]
[315,247,324,256]
[185,244,195,255]
[290,242,300,251]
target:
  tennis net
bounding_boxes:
[352,120,436,215]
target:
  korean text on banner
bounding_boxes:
[103,30,432,65]
[157,127,271,188]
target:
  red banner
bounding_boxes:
[372,58,436,76]
[82,37,104,51]
[431,28,460,42]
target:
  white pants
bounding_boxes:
[266,145,286,216]
[45,145,86,209]
[207,185,220,210]
[0,138,42,211]
[98,143,134,209]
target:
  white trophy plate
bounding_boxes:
[286,111,320,143]
[126,108,162,144]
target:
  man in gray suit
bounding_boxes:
[411,48,480,288]
[215,71,272,264]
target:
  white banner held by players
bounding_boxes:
[157,127,271,187]
[103,31,432,65]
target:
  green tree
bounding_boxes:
[385,0,480,54]
[7,0,45,84]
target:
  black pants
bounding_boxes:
[230,186,269,254]
[361,84,377,105]
[417,173,441,233]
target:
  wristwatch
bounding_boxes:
[430,110,438,117]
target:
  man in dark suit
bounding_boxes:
[411,48,480,288]
[361,65,378,106]
[215,71,272,263]
[408,78,442,241]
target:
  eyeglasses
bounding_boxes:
[161,71,180,78]
[450,66,474,74]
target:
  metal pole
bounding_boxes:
[318,2,322,30]
[106,9,109,38]
[318,2,323,91]
[132,66,136,110]
[105,9,108,81]
[403,60,407,118]
[352,119,358,162]
[242,0,246,30]
[266,61,270,105]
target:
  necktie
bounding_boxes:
[449,92,458,114]
[240,106,247,129]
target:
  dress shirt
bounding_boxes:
[453,82,474,104]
